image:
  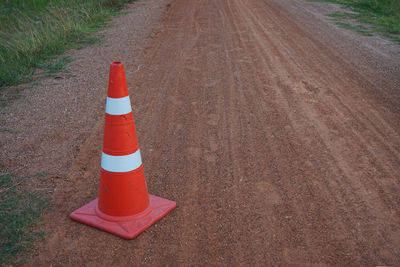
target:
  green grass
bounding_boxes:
[334,21,374,35]
[307,0,400,44]
[0,171,49,265]
[37,56,75,77]
[0,128,20,133]
[0,0,135,88]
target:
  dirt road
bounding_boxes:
[11,0,400,265]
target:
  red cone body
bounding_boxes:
[70,62,176,239]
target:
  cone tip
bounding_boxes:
[107,61,128,97]
[110,61,124,71]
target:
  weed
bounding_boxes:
[335,21,374,35]
[0,128,20,133]
[327,12,355,19]
[307,0,400,44]
[0,171,49,265]
[37,56,75,77]
[0,86,24,113]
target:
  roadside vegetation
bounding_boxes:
[0,171,49,265]
[0,0,135,89]
[307,0,400,44]
[0,0,135,264]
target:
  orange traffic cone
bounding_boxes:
[70,61,176,239]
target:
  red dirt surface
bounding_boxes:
[2,0,400,265]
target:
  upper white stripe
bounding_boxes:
[105,96,132,115]
[101,150,142,172]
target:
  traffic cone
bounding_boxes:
[70,61,176,239]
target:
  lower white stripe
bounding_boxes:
[101,150,142,172]
[105,96,132,115]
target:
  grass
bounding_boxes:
[0,0,135,89]
[0,170,49,265]
[37,56,75,77]
[0,128,20,133]
[0,86,23,114]
[307,0,400,44]
[334,21,374,35]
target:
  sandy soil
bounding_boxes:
[1,0,400,265]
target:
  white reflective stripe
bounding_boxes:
[105,96,132,115]
[101,150,142,172]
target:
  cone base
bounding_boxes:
[70,194,176,239]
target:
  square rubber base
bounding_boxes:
[70,194,176,239]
